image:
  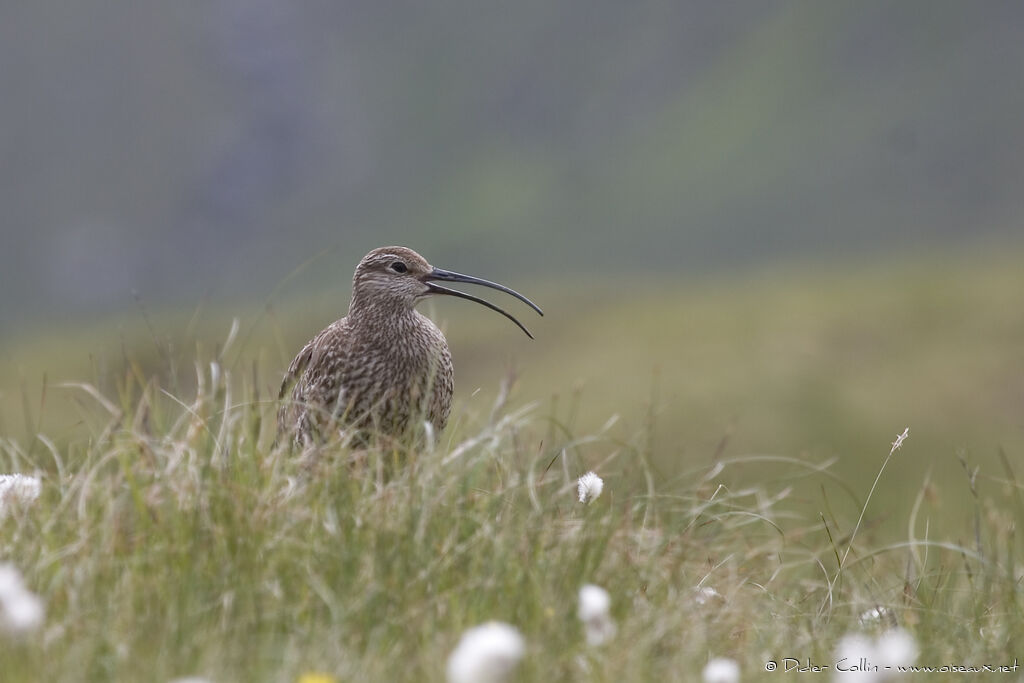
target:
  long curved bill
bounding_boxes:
[424,267,544,339]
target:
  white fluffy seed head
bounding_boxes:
[0,474,41,519]
[694,586,723,606]
[446,621,525,683]
[2,592,45,633]
[0,563,44,635]
[577,471,604,504]
[857,606,889,626]
[832,628,918,682]
[577,584,616,646]
[0,564,21,597]
[873,627,918,670]
[833,633,879,683]
[577,584,610,622]
[702,657,740,683]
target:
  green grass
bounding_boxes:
[2,244,1024,679]
[1,350,1022,681]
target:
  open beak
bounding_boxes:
[423,267,544,339]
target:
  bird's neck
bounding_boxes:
[348,298,424,334]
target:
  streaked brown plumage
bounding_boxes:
[277,246,542,446]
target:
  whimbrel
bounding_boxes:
[277,246,542,446]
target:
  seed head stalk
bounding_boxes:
[839,428,910,573]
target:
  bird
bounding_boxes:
[277,246,543,447]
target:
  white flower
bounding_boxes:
[0,563,45,635]
[857,606,888,627]
[832,633,878,683]
[694,586,723,606]
[578,584,617,646]
[577,471,604,504]
[873,628,918,673]
[702,657,740,683]
[0,474,41,519]
[833,628,917,682]
[446,621,525,683]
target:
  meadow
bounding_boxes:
[1,243,1023,680]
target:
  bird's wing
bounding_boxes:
[278,338,317,400]
[277,321,349,442]
[278,320,348,399]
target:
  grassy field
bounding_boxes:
[1,369,1021,681]
[1,244,1023,680]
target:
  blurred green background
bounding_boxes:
[2,2,1023,536]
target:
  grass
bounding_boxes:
[2,244,1024,679]
[1,340,1022,681]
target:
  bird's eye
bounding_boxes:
[390,261,408,274]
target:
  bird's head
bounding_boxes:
[350,246,543,337]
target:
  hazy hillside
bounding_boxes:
[2,2,1024,330]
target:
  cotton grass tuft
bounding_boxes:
[0,562,44,635]
[0,473,41,519]
[577,583,617,646]
[446,621,525,683]
[857,606,890,627]
[873,628,918,674]
[702,657,740,683]
[693,586,723,606]
[833,628,917,682]
[577,471,603,504]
